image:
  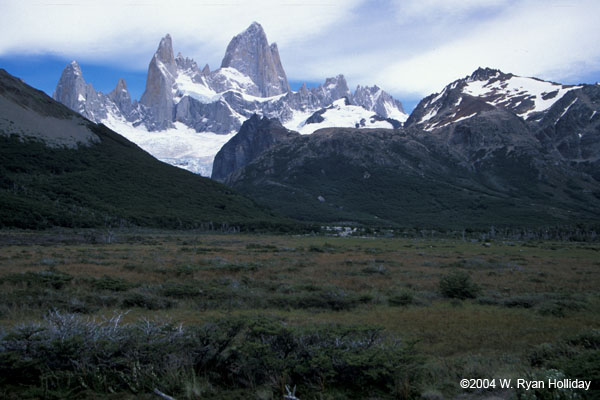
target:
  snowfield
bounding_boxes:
[292,99,398,135]
[103,114,234,177]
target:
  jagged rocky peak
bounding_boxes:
[352,84,406,119]
[109,78,129,97]
[220,21,290,97]
[201,63,210,75]
[324,75,350,94]
[175,52,201,76]
[52,61,112,122]
[67,60,82,76]
[140,33,178,130]
[299,82,309,94]
[155,34,177,75]
[53,61,86,110]
[469,67,510,81]
[108,78,133,115]
[314,74,351,105]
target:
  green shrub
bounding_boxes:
[88,275,135,291]
[0,313,422,399]
[567,329,600,349]
[246,243,277,251]
[160,282,203,299]
[526,330,600,399]
[536,298,588,318]
[389,290,414,306]
[361,265,388,275]
[121,289,175,310]
[1,270,73,289]
[503,295,544,308]
[439,270,480,299]
[273,289,364,311]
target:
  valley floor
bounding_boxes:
[0,230,598,399]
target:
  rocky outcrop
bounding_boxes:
[352,85,406,119]
[535,85,600,164]
[211,114,299,181]
[175,96,242,134]
[312,75,351,107]
[53,61,137,125]
[140,34,178,130]
[220,22,290,97]
[53,61,110,122]
[107,78,134,119]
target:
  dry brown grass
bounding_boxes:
[1,233,598,355]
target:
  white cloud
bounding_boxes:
[1,0,599,105]
[371,0,600,97]
[393,0,513,21]
[0,0,364,70]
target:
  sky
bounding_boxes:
[1,0,599,113]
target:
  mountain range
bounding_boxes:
[212,68,600,228]
[5,22,600,230]
[53,22,407,176]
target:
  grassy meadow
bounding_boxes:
[0,230,598,399]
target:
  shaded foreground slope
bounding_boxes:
[0,69,280,229]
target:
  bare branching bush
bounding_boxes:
[0,312,420,399]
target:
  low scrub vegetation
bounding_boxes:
[0,232,598,398]
[439,270,480,299]
[0,311,420,399]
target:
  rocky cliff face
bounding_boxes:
[53,61,137,125]
[140,34,178,130]
[533,84,600,182]
[107,78,134,118]
[353,85,406,119]
[211,114,299,181]
[313,75,351,106]
[220,22,290,97]
[53,61,110,122]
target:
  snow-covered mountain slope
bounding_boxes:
[406,67,582,131]
[53,22,407,176]
[102,115,234,177]
[291,98,402,135]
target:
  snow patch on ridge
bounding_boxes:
[174,73,218,104]
[295,99,396,135]
[463,75,582,119]
[283,109,316,133]
[555,98,578,124]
